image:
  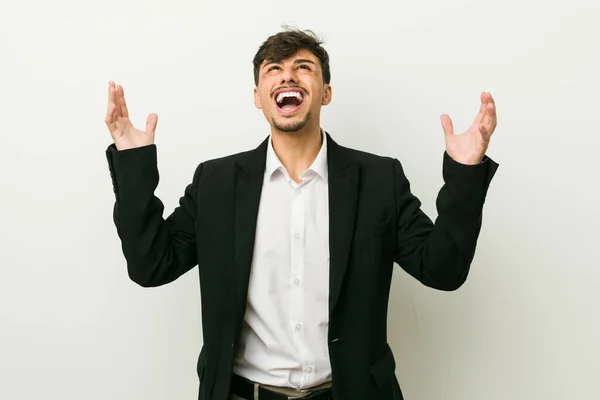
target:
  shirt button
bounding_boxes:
[294,232,301,240]
[295,323,302,331]
[304,367,313,373]
[293,278,300,286]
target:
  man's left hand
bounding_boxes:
[441,92,497,165]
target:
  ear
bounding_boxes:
[321,84,332,106]
[254,87,262,109]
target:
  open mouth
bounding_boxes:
[274,89,305,114]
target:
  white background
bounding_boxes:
[1,0,599,399]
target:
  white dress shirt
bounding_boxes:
[232,133,331,389]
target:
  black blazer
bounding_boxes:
[106,133,498,400]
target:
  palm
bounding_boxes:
[441,92,497,165]
[105,81,158,151]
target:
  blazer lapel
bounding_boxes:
[233,137,268,320]
[326,133,360,315]
[231,133,359,319]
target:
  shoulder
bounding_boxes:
[332,140,397,173]
[202,148,257,168]
[193,136,269,181]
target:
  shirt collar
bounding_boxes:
[266,130,329,183]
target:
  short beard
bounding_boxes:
[272,112,312,133]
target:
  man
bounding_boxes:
[105,28,498,400]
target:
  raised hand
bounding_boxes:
[105,81,158,151]
[440,92,497,165]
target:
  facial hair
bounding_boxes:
[272,112,312,133]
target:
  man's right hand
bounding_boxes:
[105,81,158,151]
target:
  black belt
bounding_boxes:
[231,374,333,400]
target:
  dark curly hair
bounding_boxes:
[252,27,331,86]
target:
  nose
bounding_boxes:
[280,66,298,84]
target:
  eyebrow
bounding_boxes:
[262,59,316,69]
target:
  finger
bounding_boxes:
[440,114,454,137]
[105,100,121,135]
[116,85,129,119]
[474,91,487,124]
[105,102,118,127]
[484,102,497,134]
[108,82,119,118]
[106,83,118,128]
[146,113,158,135]
[108,81,116,105]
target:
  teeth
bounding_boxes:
[276,91,304,104]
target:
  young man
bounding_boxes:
[105,28,498,400]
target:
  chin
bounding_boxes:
[272,112,312,133]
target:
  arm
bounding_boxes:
[106,144,200,287]
[394,91,499,290]
[104,81,198,287]
[393,152,498,290]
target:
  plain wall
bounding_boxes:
[1,0,599,399]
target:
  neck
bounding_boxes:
[270,123,323,184]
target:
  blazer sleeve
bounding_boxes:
[106,143,201,287]
[393,152,499,290]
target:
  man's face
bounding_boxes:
[254,49,332,133]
